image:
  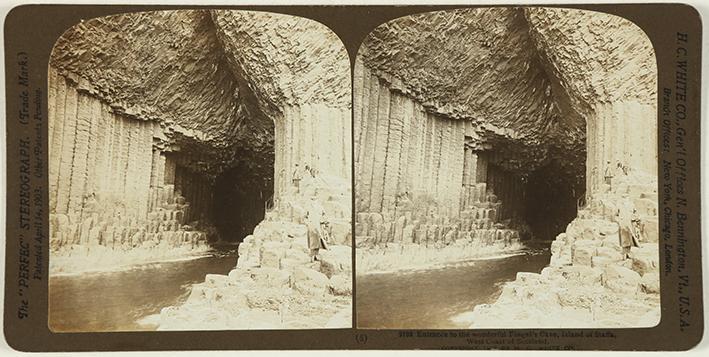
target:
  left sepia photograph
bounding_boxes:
[47,9,352,332]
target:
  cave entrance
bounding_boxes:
[211,161,274,243]
[522,160,579,241]
[164,136,275,245]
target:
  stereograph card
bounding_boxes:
[2,2,704,351]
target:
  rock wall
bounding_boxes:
[470,172,660,328]
[354,63,527,271]
[465,8,660,327]
[159,175,352,329]
[48,68,212,273]
[524,7,658,198]
[585,101,657,197]
[354,66,467,219]
[211,11,352,205]
[274,104,351,203]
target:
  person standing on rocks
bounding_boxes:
[615,208,639,259]
[292,164,303,194]
[604,161,613,191]
[306,201,325,261]
[631,208,643,244]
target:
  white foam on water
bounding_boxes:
[449,311,476,326]
[50,253,214,278]
[359,249,530,276]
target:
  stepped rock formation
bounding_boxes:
[49,9,352,328]
[355,7,659,326]
[159,176,352,329]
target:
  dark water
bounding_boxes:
[356,248,551,329]
[49,247,237,332]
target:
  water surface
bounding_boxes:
[49,248,237,332]
[356,247,551,329]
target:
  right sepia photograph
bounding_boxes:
[354,7,659,329]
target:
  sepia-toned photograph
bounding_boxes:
[47,9,352,331]
[354,7,660,329]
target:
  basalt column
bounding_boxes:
[274,104,351,204]
[354,68,466,221]
[354,59,525,272]
[470,8,661,328]
[154,10,354,330]
[48,68,211,274]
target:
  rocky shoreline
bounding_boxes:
[49,244,211,276]
[470,174,660,328]
[356,242,525,275]
[158,176,353,329]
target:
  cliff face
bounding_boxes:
[360,8,567,177]
[355,7,657,248]
[358,7,656,188]
[354,6,658,326]
[49,9,353,329]
[523,7,657,196]
[211,10,351,113]
[49,10,352,271]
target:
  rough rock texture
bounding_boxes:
[470,172,660,327]
[159,176,352,329]
[358,8,573,177]
[211,10,350,114]
[49,8,352,295]
[355,7,658,327]
[356,181,524,273]
[48,71,212,273]
[357,6,656,187]
[523,7,657,202]
[51,10,350,179]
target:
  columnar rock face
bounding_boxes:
[48,8,353,317]
[470,172,660,327]
[159,176,352,329]
[465,8,660,327]
[354,66,527,273]
[355,7,659,327]
[523,7,657,198]
[274,104,351,203]
[48,68,212,274]
[210,10,352,203]
[50,9,352,328]
[354,70,466,218]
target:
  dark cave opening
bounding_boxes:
[523,161,580,241]
[211,161,274,243]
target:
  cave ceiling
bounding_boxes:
[360,7,655,185]
[50,9,350,178]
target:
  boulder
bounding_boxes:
[205,274,229,288]
[292,267,329,296]
[318,246,352,278]
[260,242,287,269]
[630,244,658,276]
[595,246,622,262]
[640,272,660,294]
[591,256,614,269]
[560,265,603,286]
[640,217,659,243]
[328,274,352,296]
[571,242,595,266]
[602,265,641,294]
[516,272,542,285]
[250,267,291,286]
[329,220,351,245]
[227,269,252,285]
[633,198,657,217]
[185,283,210,304]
